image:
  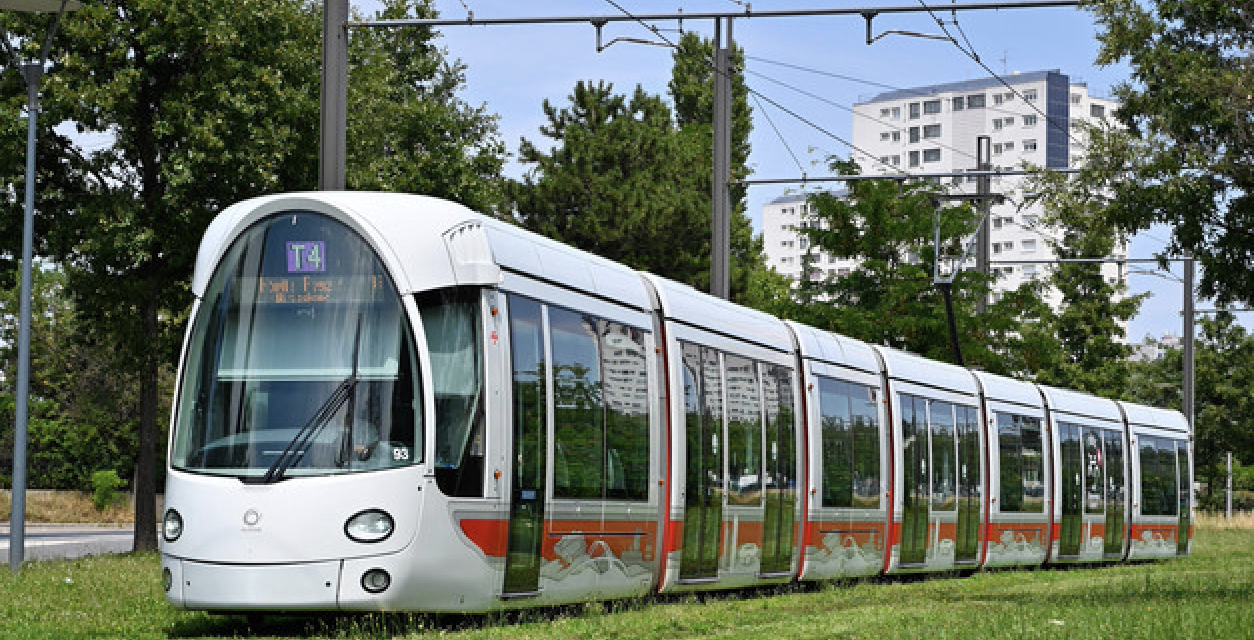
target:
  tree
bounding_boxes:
[1019,169,1144,397]
[512,31,774,305]
[0,0,505,550]
[1080,0,1254,307]
[789,159,1051,375]
[1125,312,1254,509]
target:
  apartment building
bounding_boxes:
[763,70,1123,311]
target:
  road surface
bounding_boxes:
[0,524,134,561]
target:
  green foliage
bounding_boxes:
[1079,0,1254,307]
[0,0,505,550]
[90,469,124,511]
[1126,312,1254,509]
[785,159,1052,375]
[512,33,773,305]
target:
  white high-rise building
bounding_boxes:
[762,70,1124,312]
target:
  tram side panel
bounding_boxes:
[1122,403,1193,560]
[645,275,801,592]
[875,347,984,574]
[787,323,890,581]
[973,372,1051,568]
[1039,386,1129,565]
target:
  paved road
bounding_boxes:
[0,525,134,561]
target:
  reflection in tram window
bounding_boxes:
[997,414,1045,513]
[550,307,604,499]
[599,320,649,500]
[1084,430,1106,515]
[725,355,763,505]
[1140,437,1179,516]
[818,378,881,509]
[930,402,957,512]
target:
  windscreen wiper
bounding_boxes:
[258,315,363,484]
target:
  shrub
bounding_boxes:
[91,469,124,511]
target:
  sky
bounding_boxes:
[355,0,1239,343]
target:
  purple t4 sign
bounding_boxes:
[286,241,326,273]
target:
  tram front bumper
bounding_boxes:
[164,557,343,611]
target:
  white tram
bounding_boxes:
[160,192,1193,612]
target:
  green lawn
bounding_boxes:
[2,526,1251,640]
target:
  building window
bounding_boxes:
[909,102,921,119]
[1091,104,1106,118]
[1003,241,1014,251]
[909,150,920,167]
[1023,214,1038,226]
[1022,239,1036,253]
[880,107,893,118]
[909,127,920,143]
[880,132,891,141]
[1004,141,1015,152]
[1071,93,1082,104]
[993,218,1003,230]
[1023,114,1038,126]
[892,131,902,142]
[993,143,1004,155]
[923,148,941,163]
[1004,117,1016,127]
[891,155,901,166]
[968,94,986,108]
[1003,91,1016,102]
[879,156,891,165]
[1023,264,1037,277]
[953,96,965,111]
[923,124,941,139]
[892,106,901,119]
[993,119,1004,131]
[1024,88,1038,102]
[994,93,1004,106]
[1024,139,1038,152]
[923,99,942,114]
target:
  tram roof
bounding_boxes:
[193,192,652,312]
[1119,401,1190,436]
[970,370,1045,412]
[1038,384,1123,424]
[873,345,978,397]
[786,322,880,376]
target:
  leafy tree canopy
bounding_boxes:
[1080,0,1254,306]
[788,159,1051,375]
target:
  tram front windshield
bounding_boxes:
[171,212,421,480]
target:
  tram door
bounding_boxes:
[503,298,547,596]
[1058,423,1083,557]
[679,344,724,581]
[1103,431,1126,557]
[1176,443,1191,555]
[899,395,929,566]
[955,406,981,564]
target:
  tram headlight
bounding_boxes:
[344,509,394,543]
[162,509,184,542]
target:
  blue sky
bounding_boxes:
[356,0,1229,342]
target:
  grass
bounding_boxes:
[0,516,1251,640]
[0,490,134,525]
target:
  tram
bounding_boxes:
[160,192,1193,612]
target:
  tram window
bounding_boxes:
[508,296,546,501]
[998,413,1045,513]
[819,377,881,509]
[600,319,649,500]
[851,384,881,508]
[725,355,763,505]
[819,378,854,508]
[1139,436,1179,516]
[763,364,799,495]
[1084,429,1105,515]
[422,288,486,498]
[930,401,957,512]
[1103,429,1125,508]
[550,307,605,499]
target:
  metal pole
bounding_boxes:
[10,62,42,573]
[320,0,349,190]
[975,135,991,314]
[1227,452,1233,519]
[1183,256,1194,435]
[710,17,732,299]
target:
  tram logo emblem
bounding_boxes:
[243,509,262,527]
